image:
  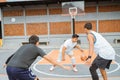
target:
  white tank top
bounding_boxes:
[90,31,115,60]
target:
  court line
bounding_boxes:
[33,60,120,77]
[33,50,120,78]
[107,49,120,73]
[107,61,120,74]
[116,54,120,58]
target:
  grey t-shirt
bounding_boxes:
[7,44,46,69]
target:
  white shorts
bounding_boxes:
[57,51,73,62]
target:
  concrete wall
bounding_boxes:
[0,2,120,48]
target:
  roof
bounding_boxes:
[0,0,119,7]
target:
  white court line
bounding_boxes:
[33,60,120,77]
[33,51,120,78]
[116,54,120,58]
[107,61,120,74]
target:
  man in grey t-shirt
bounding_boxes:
[6,35,70,80]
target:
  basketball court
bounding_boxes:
[0,0,120,80]
[0,48,120,80]
[33,49,120,78]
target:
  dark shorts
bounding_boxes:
[6,66,36,80]
[92,55,112,69]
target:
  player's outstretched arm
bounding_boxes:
[43,55,71,70]
[75,45,84,52]
[86,34,94,64]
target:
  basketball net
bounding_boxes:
[69,7,77,19]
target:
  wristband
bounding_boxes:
[86,56,91,61]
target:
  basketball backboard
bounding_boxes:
[62,1,85,16]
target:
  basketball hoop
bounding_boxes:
[62,1,85,34]
[69,7,77,19]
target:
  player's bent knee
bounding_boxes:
[71,57,75,59]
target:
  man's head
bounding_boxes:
[72,34,79,42]
[84,23,92,33]
[29,35,39,45]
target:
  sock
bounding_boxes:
[71,57,76,67]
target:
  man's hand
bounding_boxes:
[81,49,84,52]
[85,58,92,66]
[3,64,7,68]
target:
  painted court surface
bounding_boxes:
[38,50,96,65]
[33,49,120,79]
[0,49,120,80]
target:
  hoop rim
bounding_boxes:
[69,7,77,18]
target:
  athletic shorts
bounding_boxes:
[57,51,73,62]
[6,66,36,80]
[92,55,112,69]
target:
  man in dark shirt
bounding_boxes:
[5,35,70,80]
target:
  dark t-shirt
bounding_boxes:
[7,44,46,69]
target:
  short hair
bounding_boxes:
[84,23,92,30]
[72,34,79,38]
[29,35,39,44]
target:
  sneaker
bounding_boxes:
[57,59,61,62]
[73,67,78,72]
[50,66,55,71]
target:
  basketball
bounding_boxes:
[80,55,87,61]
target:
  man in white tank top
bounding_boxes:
[84,23,115,80]
[50,34,84,72]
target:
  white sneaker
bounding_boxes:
[50,66,55,71]
[73,67,78,72]
[57,59,61,62]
